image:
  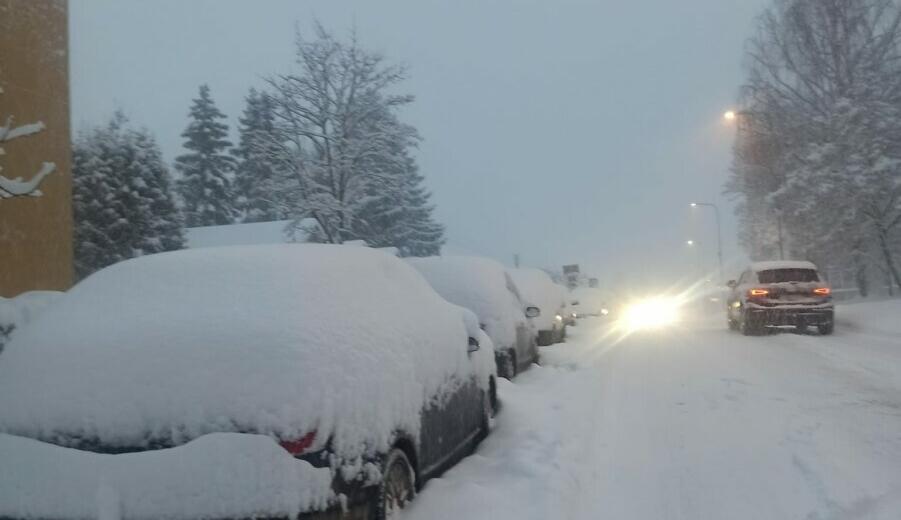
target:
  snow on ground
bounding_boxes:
[405,299,901,520]
[0,432,332,520]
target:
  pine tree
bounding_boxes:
[73,114,185,279]
[175,84,236,226]
[232,89,280,223]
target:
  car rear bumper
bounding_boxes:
[747,305,834,326]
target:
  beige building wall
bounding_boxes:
[0,0,73,297]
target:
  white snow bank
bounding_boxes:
[0,290,63,350]
[185,219,294,248]
[0,245,490,462]
[408,256,528,349]
[508,268,566,330]
[0,432,332,520]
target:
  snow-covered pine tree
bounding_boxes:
[232,88,280,223]
[175,84,236,226]
[73,114,185,279]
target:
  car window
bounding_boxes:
[756,269,820,283]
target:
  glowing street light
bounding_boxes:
[686,240,695,246]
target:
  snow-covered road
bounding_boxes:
[406,300,901,520]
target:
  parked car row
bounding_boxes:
[0,245,571,520]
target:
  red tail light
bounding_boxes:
[813,287,831,296]
[279,431,317,456]
[748,288,769,297]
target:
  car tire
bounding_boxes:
[727,317,739,331]
[488,376,498,417]
[496,349,516,380]
[374,448,416,520]
[818,320,834,335]
[740,311,759,336]
[477,389,493,442]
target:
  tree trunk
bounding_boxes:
[876,228,901,294]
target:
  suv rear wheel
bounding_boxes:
[740,310,760,336]
[818,320,834,335]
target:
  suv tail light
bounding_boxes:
[748,288,769,297]
[279,431,317,456]
[813,287,831,296]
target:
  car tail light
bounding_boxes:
[813,287,831,296]
[748,288,769,297]
[279,431,317,456]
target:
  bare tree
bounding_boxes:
[261,24,419,244]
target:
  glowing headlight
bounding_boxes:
[555,314,563,321]
[600,308,610,316]
[621,297,681,331]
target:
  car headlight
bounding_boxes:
[601,308,610,316]
[621,297,681,331]
[555,314,563,321]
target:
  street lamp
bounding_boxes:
[689,202,724,283]
[685,240,695,246]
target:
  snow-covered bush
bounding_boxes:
[0,291,63,353]
[408,256,529,350]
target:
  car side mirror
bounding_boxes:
[525,306,540,318]
[726,280,738,289]
[467,337,480,353]
[570,300,580,306]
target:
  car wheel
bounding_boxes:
[496,349,516,380]
[375,448,416,520]
[727,317,739,331]
[488,376,498,417]
[740,311,759,336]
[818,320,834,335]
[478,389,493,442]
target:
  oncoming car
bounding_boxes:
[726,260,834,336]
[0,245,496,520]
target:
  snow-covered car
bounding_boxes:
[409,256,540,379]
[568,287,611,319]
[508,268,568,346]
[726,260,834,335]
[0,245,497,520]
[0,290,64,353]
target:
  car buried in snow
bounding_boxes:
[508,268,569,346]
[408,256,541,380]
[0,245,497,520]
[726,260,835,336]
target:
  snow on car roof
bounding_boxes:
[508,268,565,330]
[0,245,486,459]
[751,260,818,272]
[408,256,526,349]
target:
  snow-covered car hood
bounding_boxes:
[0,245,493,460]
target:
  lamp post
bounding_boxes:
[690,202,724,282]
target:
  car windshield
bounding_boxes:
[756,269,820,284]
[4,1,901,519]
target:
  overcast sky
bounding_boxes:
[70,0,768,290]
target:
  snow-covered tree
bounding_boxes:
[175,84,236,226]
[232,88,281,223]
[261,24,442,249]
[0,85,55,199]
[728,0,901,293]
[73,113,185,279]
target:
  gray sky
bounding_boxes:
[70,0,767,289]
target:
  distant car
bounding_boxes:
[0,245,497,520]
[508,268,568,346]
[568,287,611,318]
[726,260,834,336]
[409,256,540,379]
